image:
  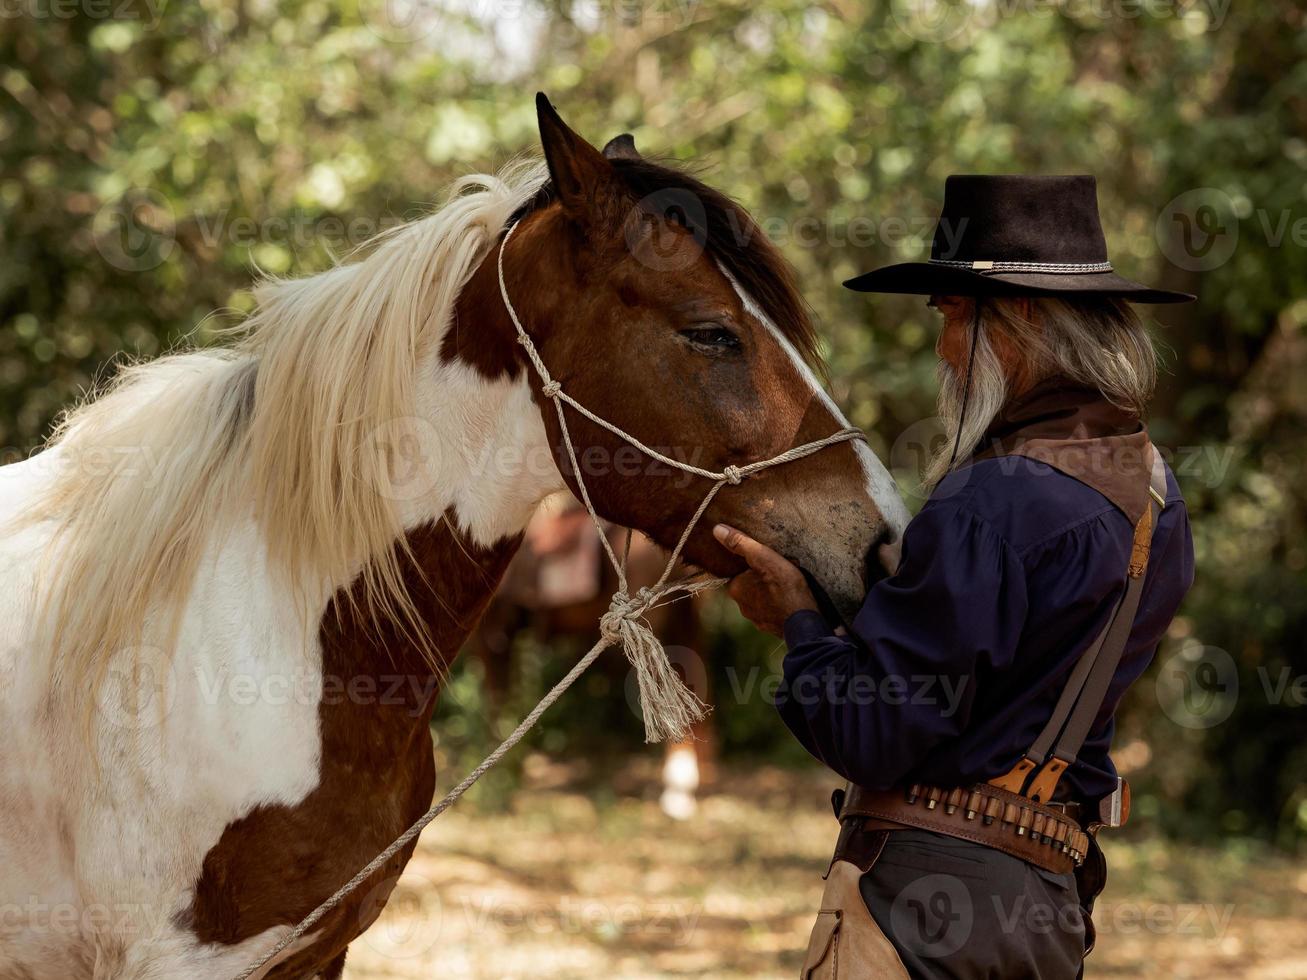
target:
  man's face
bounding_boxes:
[930,294,1038,392]
[928,294,975,377]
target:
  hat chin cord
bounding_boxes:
[945,299,984,473]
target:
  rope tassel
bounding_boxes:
[601,587,711,743]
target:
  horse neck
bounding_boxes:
[417,226,568,544]
[320,247,565,698]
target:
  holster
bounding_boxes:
[1073,833,1108,955]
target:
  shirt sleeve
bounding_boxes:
[775,499,1029,789]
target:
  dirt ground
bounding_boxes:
[343,760,1307,980]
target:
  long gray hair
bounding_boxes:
[926,296,1157,487]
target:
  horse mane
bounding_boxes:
[31,161,548,719]
[30,150,818,726]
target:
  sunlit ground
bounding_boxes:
[344,761,1307,979]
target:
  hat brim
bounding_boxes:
[843,262,1194,304]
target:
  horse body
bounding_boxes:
[0,355,564,978]
[2,450,324,978]
[0,97,906,978]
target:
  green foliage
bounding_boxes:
[3,0,1304,844]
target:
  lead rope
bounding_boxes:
[232,222,863,979]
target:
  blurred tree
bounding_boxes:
[2,0,1303,844]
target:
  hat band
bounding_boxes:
[929,258,1113,274]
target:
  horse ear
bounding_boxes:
[536,93,611,218]
[602,133,640,161]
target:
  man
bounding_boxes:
[714,175,1195,978]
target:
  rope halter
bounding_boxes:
[230,219,866,980]
[496,220,865,744]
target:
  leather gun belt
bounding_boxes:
[838,782,1091,877]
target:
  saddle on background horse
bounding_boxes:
[501,494,671,611]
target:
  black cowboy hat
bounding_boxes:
[845,175,1194,304]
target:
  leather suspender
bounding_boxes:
[990,449,1169,807]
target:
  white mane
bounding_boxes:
[26,161,548,723]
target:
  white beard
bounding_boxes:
[924,327,1010,488]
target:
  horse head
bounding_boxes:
[452,95,908,618]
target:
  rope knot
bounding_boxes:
[723,464,743,485]
[598,585,706,744]
[540,380,562,398]
[599,590,635,641]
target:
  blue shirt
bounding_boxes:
[777,454,1195,802]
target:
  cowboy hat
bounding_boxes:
[844,175,1194,304]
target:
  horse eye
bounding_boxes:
[680,324,741,353]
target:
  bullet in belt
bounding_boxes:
[1016,810,1032,837]
[965,790,983,820]
[1031,813,1046,844]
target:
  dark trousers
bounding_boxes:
[858,829,1088,980]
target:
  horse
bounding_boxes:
[0,94,909,979]
[466,495,716,819]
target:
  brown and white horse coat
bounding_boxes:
[0,99,906,978]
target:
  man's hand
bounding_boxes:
[713,523,819,636]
